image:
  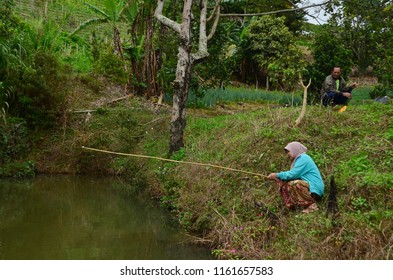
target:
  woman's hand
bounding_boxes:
[267,173,278,181]
[267,173,283,190]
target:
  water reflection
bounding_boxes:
[0,175,213,260]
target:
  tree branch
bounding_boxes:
[192,0,222,63]
[207,0,221,22]
[207,0,221,40]
[220,1,331,17]
[197,0,208,52]
[154,0,181,34]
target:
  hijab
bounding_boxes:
[284,141,308,169]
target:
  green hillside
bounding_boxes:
[13,0,126,38]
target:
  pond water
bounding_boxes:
[0,175,213,260]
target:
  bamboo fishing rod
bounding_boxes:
[81,146,267,178]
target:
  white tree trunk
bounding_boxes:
[169,0,193,153]
[155,0,221,153]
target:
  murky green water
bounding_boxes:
[0,175,213,260]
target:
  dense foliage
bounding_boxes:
[0,3,68,129]
[245,16,304,90]
[326,0,393,95]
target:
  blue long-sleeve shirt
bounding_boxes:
[277,154,324,197]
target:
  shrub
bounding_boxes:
[93,46,128,83]
[9,50,67,128]
[369,84,393,99]
[0,117,29,164]
[0,160,35,178]
[0,117,35,178]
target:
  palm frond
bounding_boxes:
[71,18,108,36]
[84,2,111,19]
[103,0,128,21]
[117,1,130,19]
[124,1,138,21]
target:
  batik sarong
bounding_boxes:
[278,180,315,209]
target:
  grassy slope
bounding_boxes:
[142,101,393,260]
[34,81,393,259]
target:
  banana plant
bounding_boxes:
[123,0,163,98]
[71,0,129,70]
[0,41,24,125]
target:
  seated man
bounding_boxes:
[321,66,357,107]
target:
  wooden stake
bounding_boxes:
[295,74,311,126]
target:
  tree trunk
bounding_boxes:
[127,17,145,96]
[113,27,127,72]
[154,48,164,104]
[266,75,269,91]
[144,17,154,100]
[169,0,193,154]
